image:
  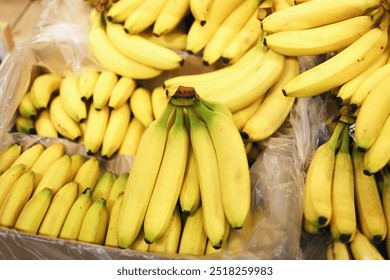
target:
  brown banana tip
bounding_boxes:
[335,96,344,105]
[200,20,206,26]
[318,216,328,227]
[363,169,373,176]
[179,59,185,66]
[240,131,250,141]
[263,38,267,47]
[357,146,366,153]
[339,234,352,243]
[350,103,358,112]
[282,89,287,97]
[372,234,383,244]
[202,60,209,66]
[221,57,230,64]
[144,238,153,245]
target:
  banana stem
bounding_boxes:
[170,86,200,106]
[339,125,351,154]
[327,122,346,152]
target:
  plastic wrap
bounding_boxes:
[0,0,330,260]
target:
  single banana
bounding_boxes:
[261,0,381,33]
[83,105,110,154]
[30,142,65,190]
[0,164,27,209]
[92,171,116,203]
[34,109,58,138]
[363,114,390,175]
[14,187,52,235]
[108,76,136,110]
[105,193,123,247]
[241,56,298,141]
[178,206,207,256]
[205,220,230,255]
[152,0,190,37]
[193,99,251,229]
[18,91,38,120]
[49,95,82,141]
[354,71,390,151]
[143,107,189,244]
[231,95,263,132]
[326,240,352,260]
[116,103,175,249]
[106,0,144,23]
[202,0,261,66]
[78,69,100,102]
[30,73,63,110]
[129,87,154,128]
[69,153,85,180]
[59,188,93,241]
[101,102,131,159]
[106,171,129,217]
[130,227,150,252]
[118,117,146,156]
[189,0,212,24]
[151,86,170,120]
[186,106,226,248]
[381,167,390,256]
[138,29,187,51]
[78,197,108,245]
[11,143,45,171]
[179,145,201,216]
[15,115,35,134]
[0,170,34,228]
[0,143,22,173]
[73,156,101,195]
[59,75,87,123]
[123,0,170,34]
[349,229,384,260]
[352,144,387,244]
[33,154,72,197]
[89,10,162,79]
[329,127,356,243]
[282,19,389,98]
[149,206,182,254]
[92,70,118,110]
[303,122,345,227]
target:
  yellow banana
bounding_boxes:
[11,143,45,171]
[130,227,150,252]
[15,115,35,134]
[151,86,169,120]
[74,156,100,195]
[129,87,154,128]
[106,171,128,217]
[350,229,384,260]
[92,70,118,110]
[139,28,187,51]
[232,95,263,132]
[78,69,100,102]
[189,0,212,24]
[381,167,390,256]
[118,117,146,156]
[18,91,38,120]
[0,143,22,173]
[105,193,123,247]
[59,75,87,123]
[106,0,144,23]
[92,171,116,203]
[34,109,58,138]
[83,105,110,154]
[326,240,352,260]
[108,76,136,110]
[0,164,27,209]
[30,73,63,110]
[153,0,190,37]
[69,153,85,180]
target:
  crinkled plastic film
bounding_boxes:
[0,0,330,260]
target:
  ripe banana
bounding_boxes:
[92,171,116,203]
[30,73,63,110]
[34,109,58,138]
[37,181,78,238]
[151,86,169,119]
[101,102,131,159]
[92,70,118,110]
[241,56,299,141]
[0,143,22,173]
[14,187,52,235]
[189,0,212,24]
[118,117,146,156]
[74,156,100,195]
[69,153,85,180]
[59,188,93,241]
[381,167,390,256]
[78,69,99,102]
[231,96,263,132]
[106,0,143,23]
[106,171,128,216]
[78,197,108,245]
[350,229,384,260]
[59,75,87,123]
[15,116,35,134]
[0,170,34,228]
[0,164,27,209]
[129,87,154,128]
[143,107,189,244]
[116,103,175,249]
[18,91,38,120]
[108,76,136,110]
[83,105,110,154]
[105,193,123,247]
[326,240,352,260]
[130,227,150,252]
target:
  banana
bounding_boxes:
[221,8,263,64]
[264,14,381,57]
[59,188,93,241]
[381,167,390,256]
[186,0,245,54]
[105,193,123,247]
[129,87,154,128]
[329,127,356,243]
[15,115,35,134]
[89,10,162,79]
[30,142,65,190]
[202,0,261,66]
[69,153,85,180]
[92,171,116,203]
[34,109,58,138]
[179,145,201,216]
[192,99,251,229]
[101,102,131,159]
[241,56,298,141]
[59,75,87,123]
[74,156,100,195]
[33,154,72,197]
[130,227,150,252]
[14,187,52,235]
[0,170,34,228]
[352,144,387,244]
[0,164,27,209]
[178,206,207,256]
[30,73,63,110]
[123,0,170,34]
[116,103,175,249]
[0,143,22,173]
[78,197,108,245]
[92,70,118,110]
[139,28,188,51]
[303,122,345,227]
[84,105,110,154]
[106,171,129,217]
[207,49,285,112]
[153,0,190,37]
[143,107,189,244]
[78,69,100,102]
[151,86,170,120]
[118,117,146,156]
[186,106,226,248]
[106,0,143,23]
[11,143,45,171]
[149,206,182,254]
[18,91,38,120]
[205,220,229,255]
[282,19,389,98]
[108,76,136,110]
[49,96,82,141]
[354,71,390,151]
[363,115,390,175]
[326,240,352,260]
[261,0,381,33]
[189,0,212,24]
[349,229,384,260]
